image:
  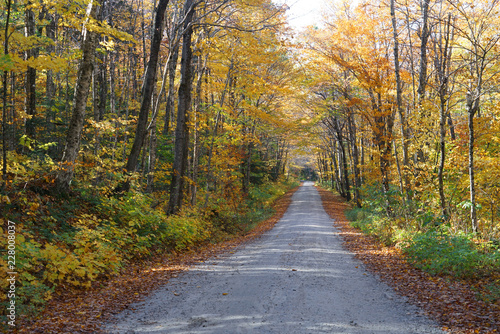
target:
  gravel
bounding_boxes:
[105,182,445,334]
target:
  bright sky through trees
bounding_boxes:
[275,0,324,30]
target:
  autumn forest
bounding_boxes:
[1,0,500,330]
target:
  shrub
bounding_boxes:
[403,230,499,278]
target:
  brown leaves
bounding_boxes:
[317,186,500,334]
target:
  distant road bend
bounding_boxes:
[106,181,444,334]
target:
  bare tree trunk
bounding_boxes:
[125,0,170,173]
[417,0,430,101]
[2,0,12,183]
[390,0,410,201]
[467,94,479,233]
[436,13,453,220]
[55,0,102,194]
[25,3,37,139]
[347,112,361,207]
[166,0,196,215]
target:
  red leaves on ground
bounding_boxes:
[317,186,500,334]
[15,186,299,334]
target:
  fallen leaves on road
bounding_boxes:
[16,186,299,334]
[317,186,500,334]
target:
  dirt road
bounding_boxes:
[106,182,444,333]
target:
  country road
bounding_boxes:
[106,182,444,334]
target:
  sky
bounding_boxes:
[274,0,325,31]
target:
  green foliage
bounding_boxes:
[206,179,298,239]
[347,204,500,279]
[346,207,400,246]
[476,280,500,304]
[99,194,211,255]
[403,230,499,278]
[345,183,500,280]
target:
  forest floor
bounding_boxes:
[17,186,300,334]
[317,186,500,334]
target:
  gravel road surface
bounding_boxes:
[106,182,444,334]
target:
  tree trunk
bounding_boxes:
[162,8,181,136]
[347,112,361,207]
[372,92,394,216]
[166,0,195,215]
[55,0,102,194]
[2,0,12,183]
[417,0,430,101]
[45,10,56,144]
[203,62,233,209]
[436,13,453,220]
[467,95,479,233]
[146,116,157,191]
[162,44,180,136]
[25,4,37,139]
[390,0,410,201]
[333,118,350,201]
[242,121,256,194]
[331,142,342,196]
[125,0,170,173]
[191,53,206,204]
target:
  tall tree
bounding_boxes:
[434,12,454,219]
[449,0,500,232]
[417,0,431,101]
[390,0,410,201]
[125,0,171,173]
[166,0,196,214]
[55,0,104,194]
[24,2,37,139]
[1,0,12,183]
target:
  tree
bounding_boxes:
[449,0,500,232]
[1,0,12,184]
[24,1,37,139]
[308,2,396,214]
[166,0,196,214]
[125,0,171,174]
[55,0,104,194]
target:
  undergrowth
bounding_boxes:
[0,177,297,326]
[337,182,500,302]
